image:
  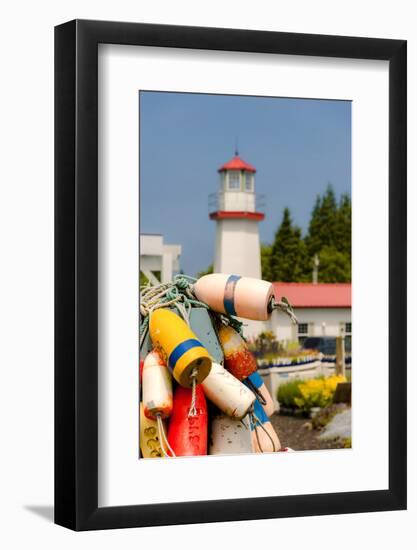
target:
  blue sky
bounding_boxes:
[140,92,351,277]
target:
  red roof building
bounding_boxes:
[218,155,257,173]
[272,282,351,309]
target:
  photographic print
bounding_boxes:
[139,91,352,459]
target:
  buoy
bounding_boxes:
[139,358,144,384]
[193,273,274,321]
[218,324,257,380]
[149,309,212,388]
[248,397,280,453]
[141,350,176,457]
[209,412,253,455]
[167,385,208,456]
[251,419,281,453]
[139,403,165,458]
[202,362,255,420]
[142,350,173,420]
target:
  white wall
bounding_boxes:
[0,2,415,549]
[243,307,351,340]
[218,190,256,211]
[271,307,351,341]
[140,234,181,283]
[214,218,262,277]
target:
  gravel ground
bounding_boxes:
[319,409,351,441]
[270,413,346,451]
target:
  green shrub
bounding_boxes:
[277,379,303,408]
[277,375,346,412]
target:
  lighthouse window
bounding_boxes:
[220,172,226,190]
[245,173,253,191]
[228,172,240,189]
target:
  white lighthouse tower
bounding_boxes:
[209,152,264,278]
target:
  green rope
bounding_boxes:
[139,274,245,347]
[139,275,210,344]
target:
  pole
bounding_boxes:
[335,335,346,377]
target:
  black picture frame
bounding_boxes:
[55,19,407,531]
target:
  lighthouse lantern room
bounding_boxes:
[209,153,264,279]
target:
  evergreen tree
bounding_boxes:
[305,195,322,257]
[260,244,273,281]
[265,186,351,283]
[334,193,351,258]
[306,184,338,257]
[269,208,307,282]
[316,245,351,282]
[196,264,213,279]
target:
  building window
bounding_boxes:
[245,173,253,191]
[297,322,309,345]
[228,172,240,190]
[344,322,352,353]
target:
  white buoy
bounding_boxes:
[142,350,173,420]
[202,362,255,420]
[193,273,274,321]
[209,413,253,455]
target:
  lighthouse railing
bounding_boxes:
[208,192,265,213]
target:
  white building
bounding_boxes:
[269,282,352,345]
[140,233,181,284]
[209,153,264,279]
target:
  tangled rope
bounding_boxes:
[139,275,209,346]
[139,274,245,347]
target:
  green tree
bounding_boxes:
[261,244,273,280]
[269,208,307,281]
[303,185,351,283]
[334,193,351,258]
[317,245,351,282]
[196,264,213,279]
[306,184,338,257]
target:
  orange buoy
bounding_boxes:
[218,324,257,381]
[149,309,212,388]
[142,350,173,420]
[209,412,253,455]
[193,273,274,321]
[139,403,165,458]
[201,362,255,420]
[167,385,208,456]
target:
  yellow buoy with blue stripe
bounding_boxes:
[149,309,212,388]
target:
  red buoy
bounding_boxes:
[139,358,144,384]
[167,385,208,456]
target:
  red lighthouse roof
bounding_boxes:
[218,154,256,173]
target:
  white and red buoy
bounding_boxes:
[142,350,173,420]
[193,273,274,321]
